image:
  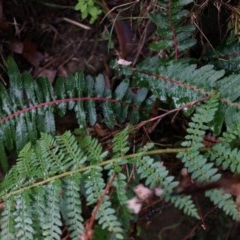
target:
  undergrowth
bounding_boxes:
[1,0,240,239]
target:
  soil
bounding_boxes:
[0,0,155,83]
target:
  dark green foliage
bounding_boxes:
[177,96,240,220]
[135,57,240,135]
[206,40,240,74]
[135,147,199,219]
[96,196,123,239]
[0,57,153,171]
[209,124,240,173]
[149,0,196,58]
[0,128,199,239]
[61,176,84,239]
[1,0,240,238]
[136,59,223,103]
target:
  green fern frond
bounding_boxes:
[177,95,217,167]
[177,95,221,182]
[112,172,128,205]
[80,135,108,163]
[149,0,196,57]
[205,190,240,221]
[13,192,34,239]
[61,176,84,240]
[177,96,240,219]
[165,194,200,219]
[135,57,240,132]
[135,147,199,218]
[84,167,106,205]
[0,127,203,239]
[0,57,153,171]
[206,40,240,73]
[1,196,15,240]
[41,180,62,239]
[96,196,123,239]
[32,186,46,239]
[209,124,240,172]
[136,60,224,105]
[56,131,87,169]
[112,125,131,156]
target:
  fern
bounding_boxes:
[0,127,200,239]
[208,124,240,173]
[149,0,196,58]
[177,94,221,182]
[206,40,240,74]
[1,196,15,240]
[2,0,240,238]
[96,196,123,239]
[135,153,199,219]
[205,190,239,221]
[134,57,240,136]
[61,176,84,239]
[42,181,62,239]
[0,57,154,171]
[177,95,240,220]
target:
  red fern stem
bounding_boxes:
[137,71,209,96]
[168,0,179,60]
[0,97,134,124]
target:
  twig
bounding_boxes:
[62,17,91,30]
[83,174,116,240]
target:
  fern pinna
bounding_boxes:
[0,127,198,239]
[148,0,196,59]
[0,57,154,172]
[177,94,240,220]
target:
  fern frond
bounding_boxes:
[41,180,62,239]
[80,135,108,163]
[209,124,240,172]
[0,196,15,240]
[177,96,240,219]
[61,175,84,240]
[177,95,221,181]
[177,96,220,179]
[0,57,153,171]
[206,40,240,73]
[135,152,199,218]
[32,186,46,239]
[12,192,34,239]
[37,133,65,174]
[112,172,128,205]
[102,127,131,205]
[56,131,87,169]
[84,167,106,205]
[206,190,240,221]
[112,125,131,156]
[135,57,240,133]
[0,127,201,239]
[136,60,223,105]
[96,196,123,239]
[165,194,200,219]
[149,0,196,58]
